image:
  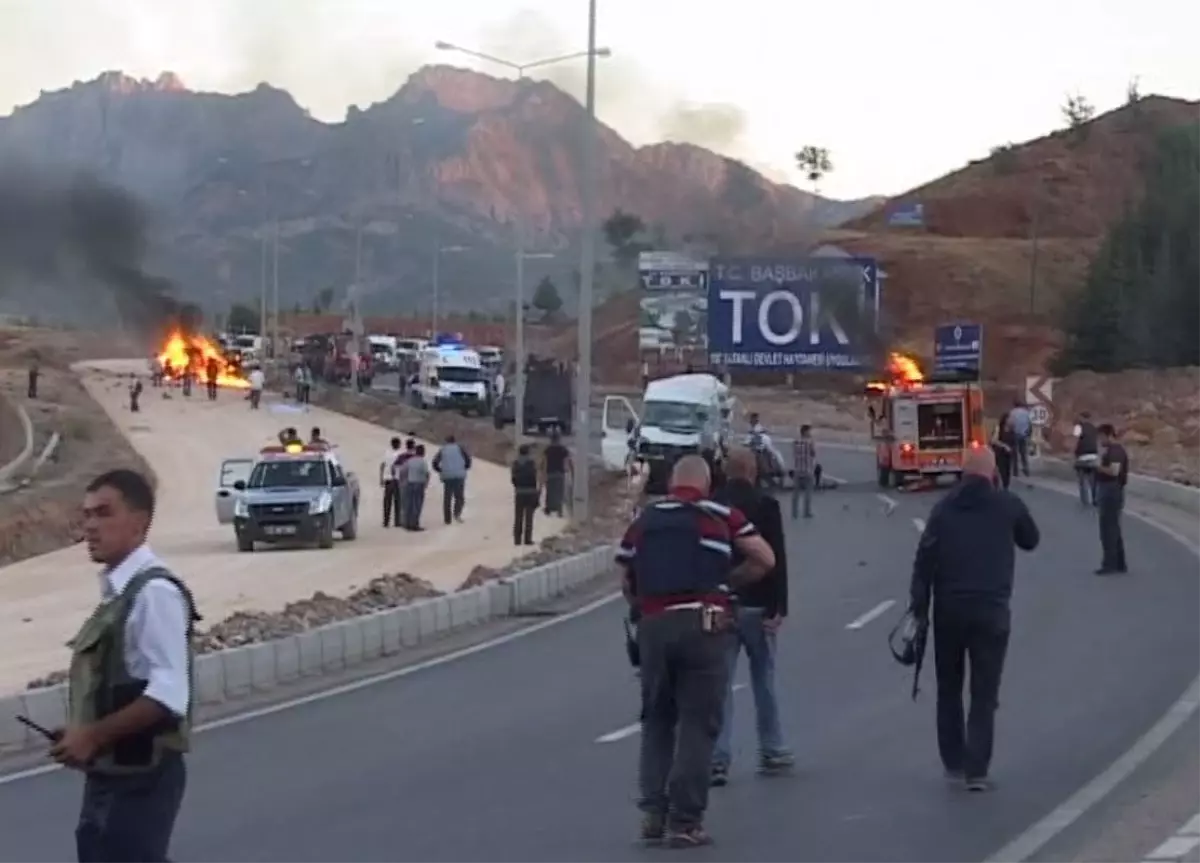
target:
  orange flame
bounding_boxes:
[156,329,250,388]
[866,352,925,393]
[886,351,924,384]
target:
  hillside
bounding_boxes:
[566,95,1198,384]
[0,67,878,323]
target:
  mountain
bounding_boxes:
[0,67,879,320]
[565,94,1199,383]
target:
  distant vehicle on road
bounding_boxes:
[215,443,360,552]
[492,354,573,435]
[412,337,488,415]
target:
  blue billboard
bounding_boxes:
[707,257,879,370]
[933,323,983,376]
[887,202,925,227]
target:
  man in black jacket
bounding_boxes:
[710,448,792,785]
[909,447,1040,791]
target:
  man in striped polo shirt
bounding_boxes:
[617,455,775,848]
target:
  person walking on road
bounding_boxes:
[790,424,816,519]
[402,444,430,531]
[205,357,219,401]
[710,449,792,786]
[909,447,1040,791]
[990,412,1017,490]
[617,455,775,847]
[247,366,265,409]
[433,434,472,525]
[1009,399,1033,477]
[380,437,403,528]
[1073,411,1100,507]
[510,444,540,546]
[1095,423,1130,575]
[541,431,571,517]
[58,469,200,862]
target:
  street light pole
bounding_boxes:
[271,221,280,362]
[434,38,610,452]
[431,239,440,335]
[573,0,600,521]
[514,217,526,437]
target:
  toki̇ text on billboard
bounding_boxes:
[706,257,879,370]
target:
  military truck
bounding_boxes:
[214,443,360,552]
[492,354,574,435]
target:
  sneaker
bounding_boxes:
[758,752,795,774]
[666,825,713,848]
[639,812,666,846]
[710,764,729,787]
[965,776,995,792]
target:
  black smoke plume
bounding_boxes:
[0,163,187,334]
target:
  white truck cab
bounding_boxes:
[601,373,734,494]
[413,337,488,414]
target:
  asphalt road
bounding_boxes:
[3,448,1196,862]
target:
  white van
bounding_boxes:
[601,373,734,494]
[413,340,488,414]
[366,335,399,371]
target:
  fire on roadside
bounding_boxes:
[156,329,250,389]
[866,351,925,392]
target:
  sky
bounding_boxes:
[0,0,1195,200]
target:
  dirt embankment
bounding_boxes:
[0,390,25,470]
[0,327,149,566]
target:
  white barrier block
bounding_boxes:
[249,643,276,690]
[274,637,300,683]
[343,621,365,666]
[221,648,252,696]
[0,694,30,748]
[359,614,383,661]
[295,631,323,676]
[319,625,345,672]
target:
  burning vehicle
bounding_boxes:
[866,352,986,488]
[156,330,249,388]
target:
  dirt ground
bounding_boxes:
[0,327,151,566]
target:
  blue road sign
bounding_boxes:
[706,257,878,370]
[888,202,925,227]
[933,323,983,375]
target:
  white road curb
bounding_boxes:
[0,399,34,485]
[0,545,615,753]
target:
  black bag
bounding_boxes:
[888,609,929,700]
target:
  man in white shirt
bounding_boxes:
[52,469,198,863]
[248,366,265,410]
[380,437,403,527]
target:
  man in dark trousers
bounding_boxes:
[617,455,775,847]
[56,469,200,862]
[380,437,403,528]
[1073,411,1100,507]
[909,447,1039,791]
[27,358,39,399]
[205,357,219,401]
[541,431,571,517]
[1095,423,1130,575]
[432,434,471,525]
[510,443,540,546]
[710,448,792,786]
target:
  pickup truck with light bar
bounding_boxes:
[213,443,360,552]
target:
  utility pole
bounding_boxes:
[572,0,600,521]
[259,233,267,341]
[271,222,280,362]
[1028,191,1041,315]
[351,223,364,393]
[431,239,440,336]
[514,218,526,442]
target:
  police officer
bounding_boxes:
[909,447,1039,791]
[616,455,775,847]
[54,469,200,862]
[510,443,540,546]
[1095,423,1130,575]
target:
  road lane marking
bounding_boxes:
[913,517,926,533]
[1143,812,1200,862]
[595,684,747,744]
[845,600,896,630]
[876,493,897,515]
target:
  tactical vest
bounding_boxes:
[67,566,199,775]
[632,502,731,597]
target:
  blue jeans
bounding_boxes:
[712,607,789,767]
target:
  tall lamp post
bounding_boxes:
[573,0,601,521]
[433,38,611,451]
